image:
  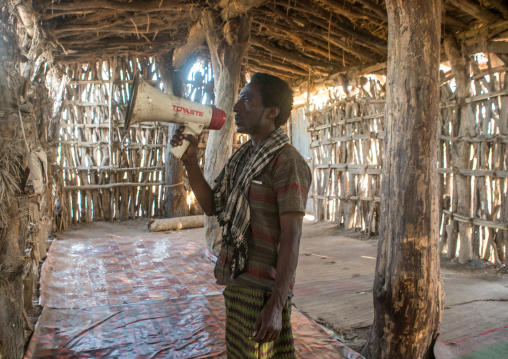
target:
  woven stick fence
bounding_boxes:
[439,59,508,266]
[53,56,220,228]
[308,58,508,265]
[52,56,250,228]
[307,76,386,235]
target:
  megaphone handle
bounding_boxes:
[171,123,204,159]
[171,139,190,159]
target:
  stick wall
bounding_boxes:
[54,57,197,227]
[309,59,507,265]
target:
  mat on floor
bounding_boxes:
[40,233,222,308]
[25,293,364,359]
[434,325,508,359]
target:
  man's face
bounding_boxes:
[233,83,272,135]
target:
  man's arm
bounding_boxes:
[252,212,304,343]
[170,126,215,216]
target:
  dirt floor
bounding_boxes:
[185,219,508,353]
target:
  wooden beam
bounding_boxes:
[314,0,383,23]
[54,23,179,37]
[250,36,336,71]
[466,40,508,54]
[458,19,508,40]
[443,15,468,31]
[246,54,309,76]
[485,0,508,19]
[292,61,387,96]
[313,31,381,63]
[244,61,300,80]
[42,0,191,12]
[448,0,500,24]
[350,0,388,22]
[219,0,268,20]
[172,21,205,68]
[252,21,352,65]
[282,1,388,52]
[173,0,267,69]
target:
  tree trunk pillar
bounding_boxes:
[362,1,444,358]
[202,10,251,255]
[159,55,190,219]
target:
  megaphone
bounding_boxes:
[124,72,226,158]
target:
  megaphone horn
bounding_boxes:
[124,72,226,158]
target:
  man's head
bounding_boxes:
[248,73,293,128]
[233,73,293,137]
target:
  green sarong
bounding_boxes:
[223,285,295,359]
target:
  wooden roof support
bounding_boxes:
[248,51,335,76]
[201,8,251,253]
[250,36,336,71]
[292,1,388,52]
[245,59,302,79]
[486,0,508,19]
[315,32,381,64]
[314,0,383,23]
[54,24,179,37]
[348,0,388,22]
[362,0,444,357]
[246,54,310,76]
[466,40,508,55]
[172,22,206,68]
[458,19,508,40]
[261,25,353,66]
[173,0,267,68]
[42,9,117,20]
[447,0,500,24]
[43,0,191,13]
[292,61,387,96]
[443,15,468,31]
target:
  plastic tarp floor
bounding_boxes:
[39,231,222,308]
[27,224,365,358]
[25,294,364,359]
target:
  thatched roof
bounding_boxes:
[12,0,508,86]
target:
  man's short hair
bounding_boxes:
[249,73,293,128]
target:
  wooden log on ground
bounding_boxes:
[362,0,444,357]
[148,215,204,232]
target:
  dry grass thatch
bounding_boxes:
[0,137,24,227]
[13,0,507,88]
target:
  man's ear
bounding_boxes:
[266,106,280,120]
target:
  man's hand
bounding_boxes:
[169,125,200,163]
[252,212,303,344]
[253,301,284,343]
[169,125,214,215]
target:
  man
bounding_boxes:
[170,73,312,358]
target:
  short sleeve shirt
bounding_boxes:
[214,144,312,295]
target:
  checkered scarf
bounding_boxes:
[214,128,289,279]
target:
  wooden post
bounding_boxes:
[202,10,251,254]
[158,55,190,218]
[499,72,508,264]
[362,1,444,358]
[444,37,476,264]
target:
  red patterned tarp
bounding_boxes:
[40,233,223,308]
[25,294,364,359]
